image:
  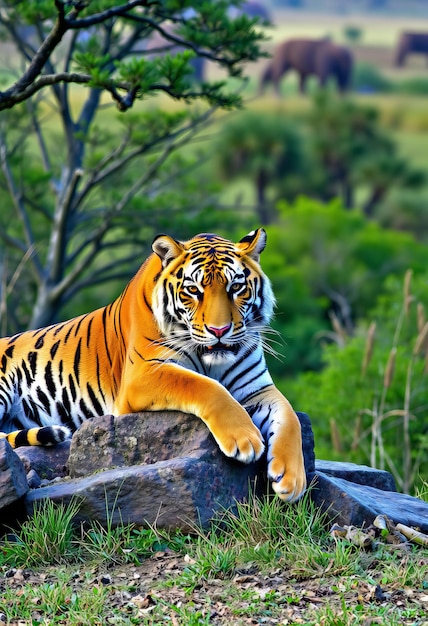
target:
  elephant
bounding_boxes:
[259,38,353,95]
[395,32,428,67]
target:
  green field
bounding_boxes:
[266,8,428,47]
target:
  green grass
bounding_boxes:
[1,493,427,625]
[0,498,81,567]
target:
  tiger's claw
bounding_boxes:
[215,426,265,464]
[268,458,307,503]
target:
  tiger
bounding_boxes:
[0,229,306,502]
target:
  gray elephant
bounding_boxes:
[395,32,428,66]
[260,38,353,95]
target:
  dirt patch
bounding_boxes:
[2,549,428,625]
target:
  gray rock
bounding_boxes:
[315,460,396,492]
[26,410,315,530]
[310,472,428,532]
[67,411,315,478]
[0,439,28,507]
[297,412,315,475]
[28,410,260,530]
[26,455,265,530]
[67,411,221,478]
[16,441,70,480]
[26,469,42,489]
[5,409,427,536]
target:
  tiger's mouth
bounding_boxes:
[197,342,240,357]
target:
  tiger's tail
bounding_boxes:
[0,425,72,448]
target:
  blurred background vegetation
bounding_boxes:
[0,0,427,493]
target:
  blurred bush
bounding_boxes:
[216,111,308,224]
[286,271,428,495]
[397,77,428,96]
[251,197,428,379]
[352,62,393,93]
[343,25,363,45]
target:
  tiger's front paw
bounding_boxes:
[215,423,265,464]
[268,454,307,503]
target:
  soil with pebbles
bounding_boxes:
[2,547,428,625]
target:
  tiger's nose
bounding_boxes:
[207,324,232,339]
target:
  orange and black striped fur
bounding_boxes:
[0,230,306,502]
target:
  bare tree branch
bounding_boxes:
[0,129,44,280]
[0,227,28,254]
[0,1,67,104]
[47,168,84,287]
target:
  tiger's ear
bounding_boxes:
[152,234,184,268]
[237,228,267,262]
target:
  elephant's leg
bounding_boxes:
[273,63,289,97]
[319,74,328,89]
[298,73,307,93]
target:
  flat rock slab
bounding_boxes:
[315,460,397,492]
[311,472,428,533]
[26,456,264,530]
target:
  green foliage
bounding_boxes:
[376,189,428,240]
[217,111,305,181]
[287,272,428,494]
[352,62,393,93]
[216,111,308,223]
[397,77,428,96]
[82,522,164,564]
[0,0,268,111]
[343,25,363,45]
[216,488,328,549]
[260,197,427,378]
[175,0,267,72]
[0,572,108,624]
[351,63,428,97]
[217,93,424,224]
[0,498,179,570]
[173,490,335,593]
[8,0,54,22]
[1,494,427,625]
[306,91,425,212]
[73,48,113,77]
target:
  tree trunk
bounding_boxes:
[342,177,354,210]
[363,186,385,218]
[255,169,271,225]
[30,284,59,329]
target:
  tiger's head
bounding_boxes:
[151,229,275,364]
